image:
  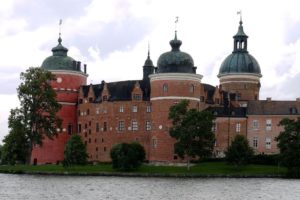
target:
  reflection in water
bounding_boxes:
[0,174,299,200]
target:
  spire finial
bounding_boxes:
[147,41,150,58]
[237,10,242,24]
[58,19,63,44]
[175,16,179,40]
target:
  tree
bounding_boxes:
[226,134,253,166]
[276,117,300,177]
[110,142,145,171]
[63,135,88,166]
[1,108,29,165]
[14,67,61,164]
[169,100,215,170]
[0,144,2,163]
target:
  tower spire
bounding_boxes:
[58,19,63,44]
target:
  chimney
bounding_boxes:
[84,64,87,74]
[72,61,77,70]
[77,61,81,71]
[266,97,272,102]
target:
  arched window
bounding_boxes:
[163,84,168,92]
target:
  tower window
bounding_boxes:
[132,120,138,131]
[190,84,195,93]
[103,122,107,132]
[96,123,100,132]
[67,124,72,135]
[163,84,168,92]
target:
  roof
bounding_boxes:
[157,32,196,74]
[203,84,216,104]
[205,106,247,118]
[81,80,151,102]
[247,100,300,115]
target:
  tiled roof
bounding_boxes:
[247,100,300,115]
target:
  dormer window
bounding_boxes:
[290,107,298,114]
[133,94,142,100]
[190,84,195,94]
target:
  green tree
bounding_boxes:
[63,135,88,166]
[14,67,61,164]
[1,108,29,165]
[110,142,145,171]
[276,117,300,177]
[169,100,215,170]
[226,134,253,166]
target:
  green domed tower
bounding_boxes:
[31,36,88,165]
[218,19,262,102]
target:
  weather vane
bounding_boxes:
[59,19,63,38]
[237,10,242,22]
[175,16,179,32]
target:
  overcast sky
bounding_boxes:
[1,0,300,142]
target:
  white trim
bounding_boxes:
[151,96,200,101]
[218,73,262,80]
[220,80,259,84]
[50,70,88,78]
[58,101,76,105]
[149,73,203,82]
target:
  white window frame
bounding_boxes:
[266,119,272,131]
[146,105,151,113]
[265,137,271,149]
[253,137,258,149]
[146,121,151,131]
[253,120,259,130]
[118,120,125,131]
[132,120,138,131]
[236,123,241,133]
[119,105,124,113]
[132,105,138,113]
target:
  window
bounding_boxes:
[78,110,80,116]
[78,124,81,133]
[265,137,271,149]
[88,129,91,135]
[146,121,151,131]
[118,120,125,131]
[84,124,88,129]
[67,124,72,135]
[87,109,90,115]
[146,105,151,113]
[103,95,108,101]
[253,137,258,148]
[236,123,241,133]
[96,123,100,132]
[212,120,217,132]
[103,122,107,132]
[132,105,138,112]
[190,84,195,93]
[236,93,241,100]
[253,120,259,130]
[266,119,272,131]
[89,97,93,103]
[89,121,91,126]
[200,96,205,102]
[152,138,157,148]
[119,105,124,113]
[96,108,100,114]
[163,84,168,92]
[104,147,107,152]
[132,121,138,131]
[133,94,142,100]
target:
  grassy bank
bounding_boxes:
[0,162,286,177]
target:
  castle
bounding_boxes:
[31,19,300,165]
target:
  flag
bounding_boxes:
[175,16,179,23]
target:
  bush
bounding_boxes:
[63,135,88,167]
[250,154,280,165]
[226,134,254,166]
[110,142,145,171]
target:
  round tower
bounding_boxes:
[31,36,88,165]
[218,19,262,102]
[149,32,204,162]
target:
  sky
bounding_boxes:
[1,0,300,142]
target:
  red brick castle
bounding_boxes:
[31,19,300,164]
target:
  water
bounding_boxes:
[0,174,300,200]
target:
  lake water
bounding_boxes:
[0,174,300,200]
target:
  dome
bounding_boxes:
[219,52,261,76]
[41,37,79,71]
[218,20,261,77]
[157,32,196,74]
